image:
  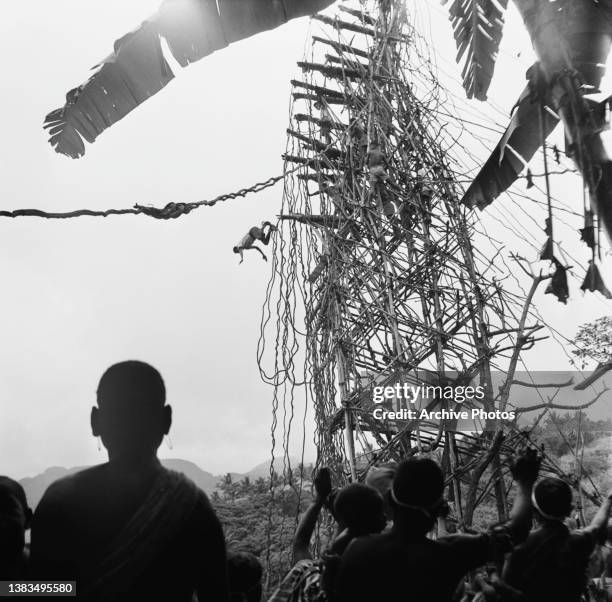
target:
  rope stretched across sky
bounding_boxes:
[0,172,290,220]
[0,166,571,221]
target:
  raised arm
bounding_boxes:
[582,492,612,543]
[435,499,452,537]
[505,447,541,542]
[292,467,332,563]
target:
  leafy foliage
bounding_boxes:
[531,411,612,457]
[572,316,612,368]
[446,0,509,100]
[212,465,319,591]
[470,412,611,529]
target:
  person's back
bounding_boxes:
[339,530,493,601]
[30,360,228,602]
[335,499,513,601]
[32,464,224,601]
[504,478,612,602]
[335,451,541,602]
[505,522,593,602]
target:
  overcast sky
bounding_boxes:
[1,1,610,480]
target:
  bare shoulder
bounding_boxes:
[344,533,388,559]
[38,464,109,513]
[186,483,218,524]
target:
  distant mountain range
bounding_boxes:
[19,457,304,510]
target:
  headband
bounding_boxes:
[531,488,566,522]
[390,488,443,518]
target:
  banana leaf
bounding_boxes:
[445,0,509,100]
[462,70,559,208]
[45,0,335,158]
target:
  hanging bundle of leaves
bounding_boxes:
[581,260,612,299]
[580,211,596,250]
[540,218,554,261]
[545,258,569,304]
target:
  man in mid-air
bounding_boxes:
[233,221,277,263]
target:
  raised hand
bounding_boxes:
[313,466,333,503]
[510,447,541,485]
[436,498,451,519]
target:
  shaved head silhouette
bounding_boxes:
[92,360,171,460]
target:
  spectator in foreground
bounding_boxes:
[30,360,229,601]
[228,551,262,602]
[0,476,32,579]
[503,477,612,602]
[269,467,386,602]
[334,448,541,602]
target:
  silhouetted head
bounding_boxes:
[391,457,445,534]
[0,477,32,567]
[365,463,397,521]
[233,246,240,254]
[91,361,171,460]
[532,477,572,523]
[227,551,263,602]
[333,483,386,536]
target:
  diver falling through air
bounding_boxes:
[233,221,277,264]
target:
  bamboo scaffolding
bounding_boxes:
[263,0,563,526]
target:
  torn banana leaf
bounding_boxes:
[462,75,560,209]
[581,260,612,299]
[445,0,509,101]
[45,0,335,158]
[545,258,569,304]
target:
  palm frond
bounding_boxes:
[446,0,509,101]
[462,76,560,208]
[44,0,335,158]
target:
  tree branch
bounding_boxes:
[511,378,574,388]
[498,256,551,411]
[514,387,608,413]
